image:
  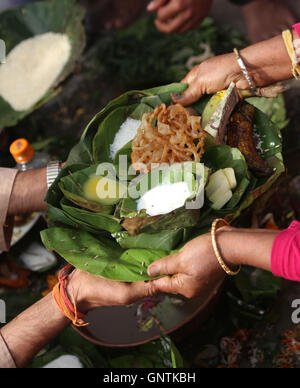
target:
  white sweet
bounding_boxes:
[110,118,141,160]
[137,182,191,217]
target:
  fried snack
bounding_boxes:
[227,102,273,176]
[131,103,206,172]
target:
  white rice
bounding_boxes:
[137,182,191,217]
[110,118,141,160]
[0,32,71,111]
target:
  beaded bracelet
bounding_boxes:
[211,219,241,276]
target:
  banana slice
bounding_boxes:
[211,190,233,210]
[223,168,237,190]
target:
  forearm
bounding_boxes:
[239,35,293,87]
[218,35,293,91]
[0,293,69,368]
[8,168,47,216]
[217,227,280,271]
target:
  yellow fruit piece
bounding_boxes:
[84,175,127,206]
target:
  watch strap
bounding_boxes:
[47,161,62,189]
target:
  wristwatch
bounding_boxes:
[46,160,62,189]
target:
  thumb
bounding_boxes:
[149,276,181,295]
[147,252,181,278]
[172,84,203,106]
[147,0,168,12]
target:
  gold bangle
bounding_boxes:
[211,218,241,276]
[282,29,300,80]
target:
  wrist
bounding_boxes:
[66,269,97,314]
[214,226,242,269]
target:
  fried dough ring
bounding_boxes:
[132,104,206,172]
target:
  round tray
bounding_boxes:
[74,278,224,348]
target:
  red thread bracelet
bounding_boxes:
[53,264,89,327]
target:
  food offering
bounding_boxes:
[41,83,284,282]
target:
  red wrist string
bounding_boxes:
[53,264,89,327]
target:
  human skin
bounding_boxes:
[8,168,48,216]
[242,0,295,44]
[147,0,213,34]
[0,269,151,367]
[2,168,152,367]
[147,227,280,298]
[172,34,294,106]
[84,0,144,31]
[148,32,298,298]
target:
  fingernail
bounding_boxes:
[173,93,183,100]
[147,2,155,11]
[148,265,159,277]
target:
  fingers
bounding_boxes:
[148,275,182,295]
[122,280,156,304]
[154,9,191,34]
[147,252,181,277]
[172,82,203,106]
[177,18,199,34]
[147,0,169,12]
[155,0,186,22]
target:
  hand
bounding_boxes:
[172,53,247,106]
[173,33,294,106]
[102,0,144,30]
[147,0,213,34]
[147,232,227,298]
[67,269,152,313]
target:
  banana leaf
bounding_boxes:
[66,83,188,166]
[120,162,205,234]
[43,84,285,282]
[61,198,123,234]
[112,229,184,250]
[0,0,85,128]
[58,165,117,213]
[41,227,168,282]
[246,95,289,129]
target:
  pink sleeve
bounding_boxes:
[293,23,300,38]
[271,221,300,282]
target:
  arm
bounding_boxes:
[0,269,151,368]
[0,167,49,252]
[173,34,293,105]
[8,168,48,216]
[147,226,280,298]
[147,0,213,34]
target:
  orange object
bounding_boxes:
[10,138,34,164]
[42,274,59,297]
[53,264,88,327]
